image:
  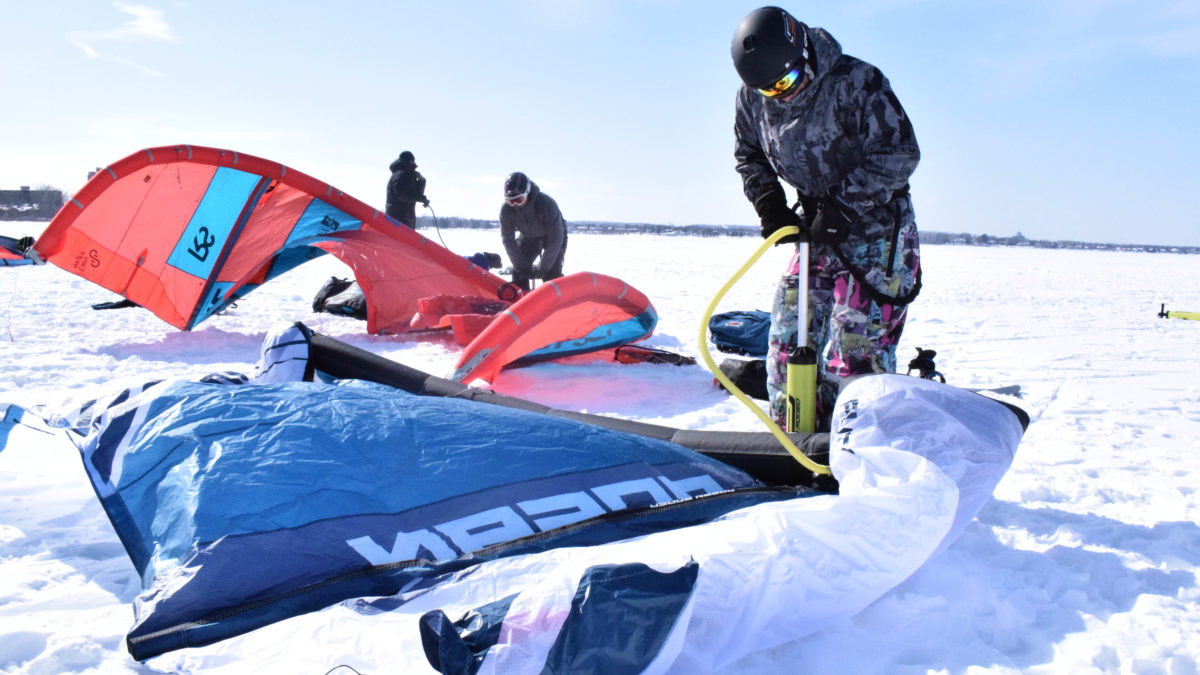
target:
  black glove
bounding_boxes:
[420,197,430,207]
[16,236,34,252]
[512,267,535,291]
[753,188,805,245]
[810,199,850,245]
[798,195,822,229]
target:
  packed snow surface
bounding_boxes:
[2,221,1198,673]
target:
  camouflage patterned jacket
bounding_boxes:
[734,27,921,302]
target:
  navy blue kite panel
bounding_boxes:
[77,379,762,659]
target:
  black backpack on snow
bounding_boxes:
[312,276,367,320]
[715,358,768,401]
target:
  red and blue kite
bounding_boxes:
[33,145,508,334]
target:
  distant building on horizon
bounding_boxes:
[0,186,66,221]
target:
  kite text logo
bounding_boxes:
[345,472,722,565]
[187,226,217,262]
[74,249,101,270]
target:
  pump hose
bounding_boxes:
[697,226,832,476]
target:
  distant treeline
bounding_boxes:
[416,216,1199,254]
[416,216,751,238]
[888,231,1199,254]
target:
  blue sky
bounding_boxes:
[3,1,1198,245]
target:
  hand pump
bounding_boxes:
[785,242,816,432]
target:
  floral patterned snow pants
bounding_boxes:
[767,248,911,432]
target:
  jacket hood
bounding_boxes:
[806,27,842,86]
[390,157,416,172]
[523,181,542,204]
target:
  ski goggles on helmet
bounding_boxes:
[505,186,530,206]
[756,67,803,99]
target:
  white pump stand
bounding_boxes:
[797,241,809,353]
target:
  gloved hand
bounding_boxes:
[16,236,34,252]
[512,266,536,292]
[810,199,850,245]
[421,197,430,207]
[798,195,822,229]
[753,188,805,245]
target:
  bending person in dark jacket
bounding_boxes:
[731,7,922,431]
[385,151,428,229]
[499,172,567,291]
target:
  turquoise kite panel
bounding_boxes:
[286,199,363,246]
[168,167,262,278]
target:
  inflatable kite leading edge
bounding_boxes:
[452,271,659,384]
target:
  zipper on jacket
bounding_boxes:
[886,196,902,276]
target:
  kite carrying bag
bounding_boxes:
[708,310,771,357]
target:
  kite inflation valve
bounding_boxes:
[785,345,816,433]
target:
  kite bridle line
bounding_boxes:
[697,226,832,476]
[4,266,19,343]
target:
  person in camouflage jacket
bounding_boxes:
[731,6,922,431]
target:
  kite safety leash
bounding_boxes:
[426,203,450,250]
[697,226,832,476]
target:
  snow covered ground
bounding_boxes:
[2,219,1198,674]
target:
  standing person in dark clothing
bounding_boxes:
[499,172,567,291]
[731,6,922,431]
[385,151,428,229]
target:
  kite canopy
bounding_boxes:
[32,145,507,332]
[36,332,765,661]
[453,271,658,384]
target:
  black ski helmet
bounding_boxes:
[504,172,530,200]
[731,7,810,90]
[398,150,416,167]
